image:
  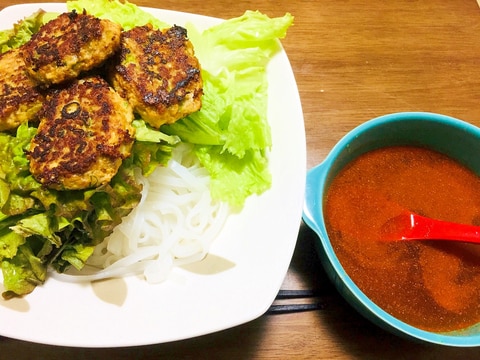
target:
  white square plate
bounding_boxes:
[0,3,306,347]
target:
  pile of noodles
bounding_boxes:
[51,143,230,283]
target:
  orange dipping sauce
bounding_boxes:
[325,145,480,333]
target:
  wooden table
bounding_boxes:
[2,0,480,358]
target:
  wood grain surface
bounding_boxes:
[1,0,480,358]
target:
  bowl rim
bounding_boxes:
[304,111,480,347]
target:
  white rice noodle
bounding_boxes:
[51,143,230,284]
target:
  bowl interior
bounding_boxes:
[304,112,480,347]
[326,113,480,187]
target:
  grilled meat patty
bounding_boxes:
[109,24,203,128]
[27,76,135,190]
[0,48,44,131]
[21,10,122,86]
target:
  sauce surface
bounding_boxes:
[325,146,480,332]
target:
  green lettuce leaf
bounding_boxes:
[186,10,293,76]
[133,119,179,144]
[2,243,46,299]
[0,9,57,53]
[0,231,25,259]
[67,0,169,30]
[10,213,62,247]
[128,120,177,176]
[195,146,271,206]
[163,11,294,206]
[59,243,95,271]
[0,124,145,297]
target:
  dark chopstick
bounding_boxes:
[266,289,325,315]
[267,302,324,314]
[274,289,317,299]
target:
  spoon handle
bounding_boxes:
[384,211,480,244]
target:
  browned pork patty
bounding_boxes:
[109,24,203,128]
[27,76,135,190]
[21,10,122,86]
[0,48,44,131]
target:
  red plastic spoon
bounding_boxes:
[381,210,480,244]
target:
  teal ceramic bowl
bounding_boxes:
[302,112,480,347]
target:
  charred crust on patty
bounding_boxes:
[21,10,122,86]
[109,24,203,128]
[0,48,44,131]
[27,76,135,190]
[3,12,205,187]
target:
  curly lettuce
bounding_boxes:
[67,0,169,30]
[0,124,153,298]
[0,120,175,298]
[0,10,57,53]
[165,11,294,207]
